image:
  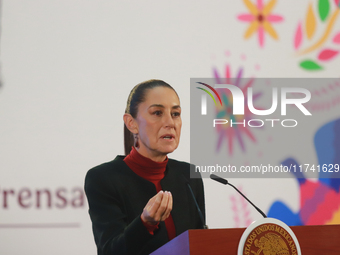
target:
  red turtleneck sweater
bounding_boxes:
[123,147,176,240]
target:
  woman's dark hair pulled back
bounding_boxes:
[124,79,178,155]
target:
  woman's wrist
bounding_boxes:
[141,213,158,226]
[140,215,159,235]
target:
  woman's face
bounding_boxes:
[135,86,182,162]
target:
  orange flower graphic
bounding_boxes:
[238,0,283,47]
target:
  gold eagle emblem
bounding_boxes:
[252,233,290,255]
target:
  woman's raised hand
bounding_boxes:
[141,190,173,225]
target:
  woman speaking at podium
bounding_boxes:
[85,79,205,255]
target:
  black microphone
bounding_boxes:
[183,178,208,229]
[210,174,267,218]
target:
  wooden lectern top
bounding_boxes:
[151,224,340,255]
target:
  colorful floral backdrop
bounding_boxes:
[0,0,339,254]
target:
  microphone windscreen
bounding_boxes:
[210,174,228,185]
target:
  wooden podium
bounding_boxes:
[151,225,340,255]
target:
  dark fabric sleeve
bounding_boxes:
[84,168,153,255]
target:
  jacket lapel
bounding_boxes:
[160,163,192,236]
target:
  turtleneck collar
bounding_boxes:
[123,147,168,182]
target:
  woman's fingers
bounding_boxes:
[156,191,169,220]
[142,191,163,224]
[160,191,172,221]
[148,191,164,217]
[141,190,173,225]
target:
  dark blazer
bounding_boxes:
[84,156,205,255]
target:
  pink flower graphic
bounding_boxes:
[213,65,262,155]
[238,0,284,47]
